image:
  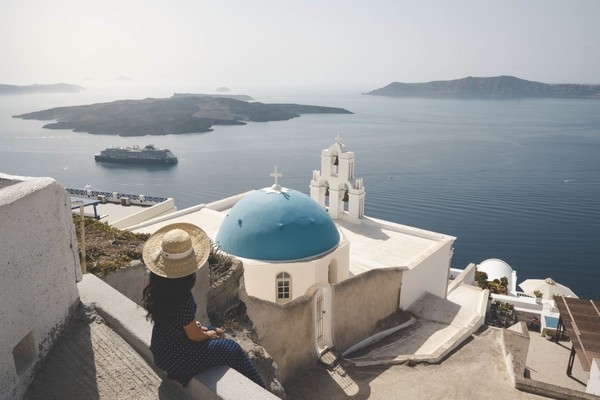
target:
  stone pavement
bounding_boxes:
[23,306,189,400]
[526,331,589,392]
[287,327,547,400]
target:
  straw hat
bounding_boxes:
[143,223,211,278]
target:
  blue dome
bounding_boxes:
[216,188,340,261]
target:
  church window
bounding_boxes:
[276,272,291,302]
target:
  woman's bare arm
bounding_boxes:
[183,321,218,342]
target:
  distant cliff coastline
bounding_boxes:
[366,76,600,99]
[0,83,84,94]
[13,95,352,136]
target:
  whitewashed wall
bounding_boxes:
[587,358,600,396]
[243,241,349,303]
[0,174,81,400]
[399,240,453,310]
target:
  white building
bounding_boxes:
[133,138,456,310]
[478,258,518,294]
[0,175,82,400]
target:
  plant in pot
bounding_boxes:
[533,290,543,303]
[542,328,554,340]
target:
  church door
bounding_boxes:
[314,284,333,356]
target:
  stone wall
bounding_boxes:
[0,175,81,400]
[101,260,210,324]
[207,260,244,318]
[239,267,405,387]
[239,283,317,387]
[332,268,403,352]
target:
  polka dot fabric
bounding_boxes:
[150,293,265,388]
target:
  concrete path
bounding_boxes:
[526,331,589,392]
[287,327,547,400]
[23,306,189,400]
[348,286,486,367]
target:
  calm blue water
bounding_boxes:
[1,86,599,298]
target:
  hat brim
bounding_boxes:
[143,223,211,278]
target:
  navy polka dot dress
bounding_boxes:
[150,293,265,388]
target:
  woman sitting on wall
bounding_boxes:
[141,222,265,388]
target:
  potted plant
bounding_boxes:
[533,290,543,303]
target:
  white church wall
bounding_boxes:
[0,175,81,400]
[399,240,453,310]
[242,245,350,303]
[330,241,350,283]
[243,261,319,303]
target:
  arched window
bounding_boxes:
[276,272,292,303]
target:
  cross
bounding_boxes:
[270,165,282,186]
[335,134,343,144]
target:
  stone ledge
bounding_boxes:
[78,274,278,400]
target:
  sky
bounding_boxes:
[1,0,599,90]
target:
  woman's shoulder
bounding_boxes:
[183,291,196,306]
[179,292,197,318]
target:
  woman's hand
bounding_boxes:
[184,321,221,342]
[197,322,225,338]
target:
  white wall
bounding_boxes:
[243,244,349,303]
[0,174,81,400]
[399,240,453,310]
[111,198,176,229]
[587,358,600,396]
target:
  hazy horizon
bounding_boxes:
[2,0,599,90]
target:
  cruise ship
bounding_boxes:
[94,145,178,165]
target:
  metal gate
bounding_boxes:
[314,284,334,355]
[316,291,325,348]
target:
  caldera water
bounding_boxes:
[1,84,598,298]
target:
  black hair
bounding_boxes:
[141,272,196,324]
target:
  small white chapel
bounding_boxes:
[133,136,456,310]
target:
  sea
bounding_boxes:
[1,83,599,299]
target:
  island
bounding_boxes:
[13,94,352,136]
[366,76,600,99]
[0,83,84,95]
[173,93,255,101]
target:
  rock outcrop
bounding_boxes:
[13,95,352,137]
[366,76,600,99]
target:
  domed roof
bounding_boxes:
[478,258,514,283]
[216,187,340,261]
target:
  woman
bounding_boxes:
[141,222,265,388]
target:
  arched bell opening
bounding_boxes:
[332,154,339,176]
[342,183,350,212]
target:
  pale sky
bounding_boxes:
[1,0,599,89]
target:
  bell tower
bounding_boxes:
[310,135,365,223]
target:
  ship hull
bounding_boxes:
[94,155,178,165]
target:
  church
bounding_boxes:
[135,136,455,310]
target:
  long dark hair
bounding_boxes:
[141,272,196,324]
